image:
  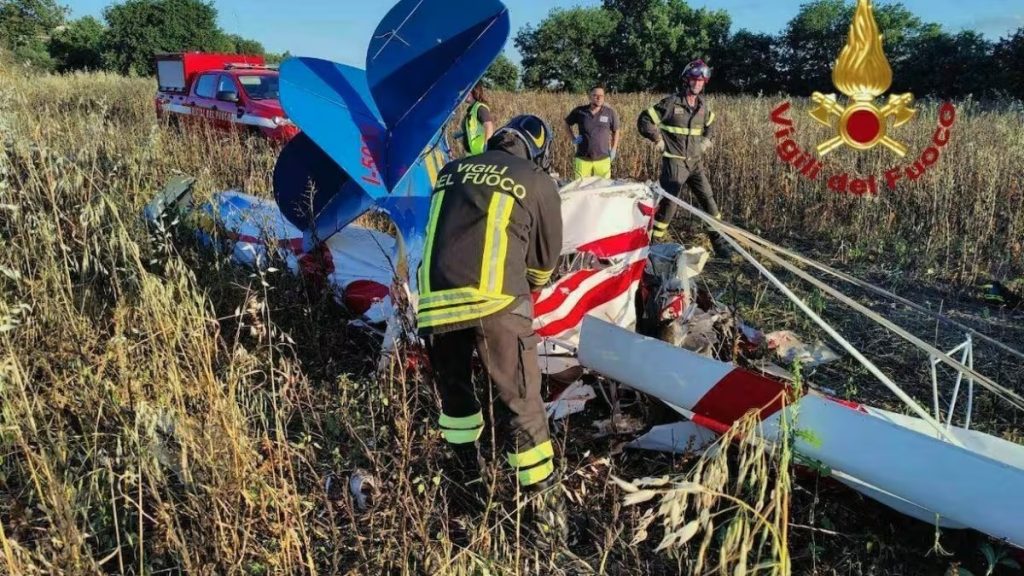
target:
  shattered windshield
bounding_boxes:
[238,75,279,100]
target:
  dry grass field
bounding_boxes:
[1,63,1023,575]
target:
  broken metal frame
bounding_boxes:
[715,217,1024,413]
[931,334,975,430]
[653,186,966,445]
[701,206,1024,412]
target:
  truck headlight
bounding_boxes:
[273,116,294,126]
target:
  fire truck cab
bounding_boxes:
[155,52,299,142]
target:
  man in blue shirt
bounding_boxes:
[565,86,620,180]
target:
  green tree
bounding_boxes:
[993,28,1024,99]
[223,33,264,55]
[711,30,783,95]
[515,6,619,92]
[264,50,290,65]
[101,0,227,76]
[483,53,519,91]
[48,15,104,71]
[902,30,994,98]
[780,0,850,95]
[0,0,68,69]
[598,0,730,92]
[779,0,934,96]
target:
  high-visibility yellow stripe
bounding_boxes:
[527,267,553,285]
[419,190,446,293]
[418,296,514,328]
[443,427,483,444]
[663,152,689,160]
[492,195,513,292]
[652,229,667,239]
[706,111,716,126]
[419,287,489,309]
[517,460,555,486]
[440,411,484,430]
[646,106,661,125]
[479,194,500,291]
[479,193,513,294]
[653,221,669,230]
[507,440,554,469]
[659,125,703,136]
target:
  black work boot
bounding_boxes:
[442,444,489,548]
[710,234,734,260]
[445,444,487,516]
[523,477,570,554]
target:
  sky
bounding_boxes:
[67,0,1024,66]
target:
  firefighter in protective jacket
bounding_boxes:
[638,59,731,258]
[418,114,568,545]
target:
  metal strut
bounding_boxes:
[653,187,963,445]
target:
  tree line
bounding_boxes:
[4,0,1024,100]
[0,0,286,75]
[514,0,1024,99]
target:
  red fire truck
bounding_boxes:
[154,52,299,142]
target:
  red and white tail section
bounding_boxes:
[531,178,655,372]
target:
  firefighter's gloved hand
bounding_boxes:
[654,139,665,152]
[572,135,583,145]
[700,139,713,153]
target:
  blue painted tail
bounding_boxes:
[368,0,511,190]
[273,0,510,249]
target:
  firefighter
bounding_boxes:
[458,82,495,157]
[638,59,732,258]
[564,85,620,180]
[417,114,568,547]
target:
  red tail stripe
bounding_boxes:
[537,260,646,336]
[533,268,602,317]
[576,228,650,258]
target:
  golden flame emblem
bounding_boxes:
[809,0,916,156]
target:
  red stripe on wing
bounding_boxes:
[691,368,790,425]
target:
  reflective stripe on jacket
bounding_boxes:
[637,94,716,161]
[418,150,562,333]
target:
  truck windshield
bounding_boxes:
[238,75,280,100]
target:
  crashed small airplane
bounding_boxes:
[146,0,1024,550]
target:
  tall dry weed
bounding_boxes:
[468,92,1024,283]
[0,64,1020,575]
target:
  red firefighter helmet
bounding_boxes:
[682,59,712,82]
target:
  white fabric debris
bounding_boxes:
[626,420,720,454]
[592,414,647,437]
[544,381,597,420]
[767,330,841,368]
[349,468,378,511]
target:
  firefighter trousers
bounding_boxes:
[424,306,554,487]
[653,158,722,241]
